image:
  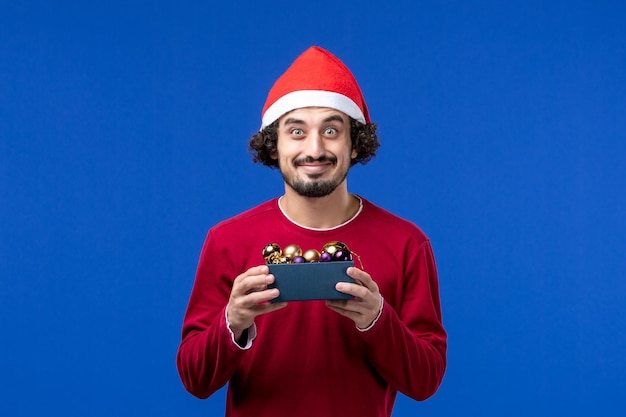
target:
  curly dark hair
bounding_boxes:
[248,118,379,168]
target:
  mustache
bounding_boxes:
[293,156,337,167]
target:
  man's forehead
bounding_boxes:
[279,107,349,125]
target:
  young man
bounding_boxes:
[177,46,447,417]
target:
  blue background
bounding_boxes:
[1,1,625,415]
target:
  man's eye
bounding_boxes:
[291,128,304,136]
[324,127,337,135]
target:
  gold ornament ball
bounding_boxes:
[282,244,302,261]
[322,241,349,255]
[303,248,321,262]
[266,252,283,264]
[262,243,282,260]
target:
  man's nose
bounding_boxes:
[304,132,325,159]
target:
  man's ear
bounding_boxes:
[270,151,278,160]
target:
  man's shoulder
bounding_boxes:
[212,199,278,231]
[361,198,429,242]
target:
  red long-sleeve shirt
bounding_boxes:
[177,197,447,417]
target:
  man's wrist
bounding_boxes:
[235,328,248,347]
[357,295,384,332]
[224,308,256,349]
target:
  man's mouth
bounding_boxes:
[294,156,337,167]
[294,157,336,176]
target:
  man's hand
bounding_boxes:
[226,265,287,340]
[326,267,382,329]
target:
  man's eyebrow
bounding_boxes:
[282,118,305,126]
[322,114,345,124]
[282,114,345,126]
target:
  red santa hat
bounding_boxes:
[260,46,371,129]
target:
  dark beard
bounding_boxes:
[289,178,341,198]
[280,156,348,198]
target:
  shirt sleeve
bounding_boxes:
[176,230,249,399]
[357,239,447,401]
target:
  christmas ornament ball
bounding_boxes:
[262,243,282,259]
[266,252,283,264]
[320,251,333,262]
[283,244,302,261]
[303,249,321,262]
[322,241,349,255]
[333,249,352,261]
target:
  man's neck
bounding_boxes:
[279,185,360,229]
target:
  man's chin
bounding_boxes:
[290,180,338,198]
